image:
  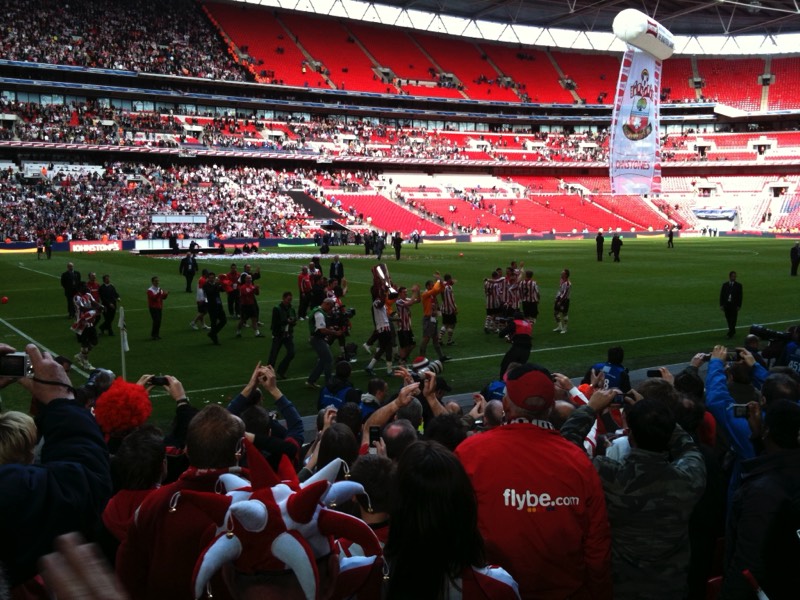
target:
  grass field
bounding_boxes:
[0,236,796,424]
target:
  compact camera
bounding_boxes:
[732,404,749,418]
[0,352,32,378]
[701,351,741,362]
[148,375,169,386]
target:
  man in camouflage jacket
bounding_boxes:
[561,393,706,600]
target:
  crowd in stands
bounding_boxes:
[3,313,800,599]
[0,0,249,81]
[7,99,800,169]
[2,100,620,163]
[0,162,311,241]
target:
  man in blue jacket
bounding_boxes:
[704,345,787,508]
[0,343,111,589]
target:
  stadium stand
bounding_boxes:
[478,46,572,104]
[279,13,387,93]
[346,22,439,85]
[767,56,800,110]
[324,193,444,235]
[411,32,521,102]
[660,57,696,103]
[550,51,619,105]
[695,57,764,110]
[0,0,798,241]
[204,2,314,87]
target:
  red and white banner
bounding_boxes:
[610,47,662,195]
[69,240,122,253]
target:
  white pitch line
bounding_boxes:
[182,317,800,395]
[0,317,89,378]
[3,303,201,321]
[18,264,59,279]
[446,318,800,364]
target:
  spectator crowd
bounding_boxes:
[0,162,312,242]
[0,0,249,80]
[3,321,800,600]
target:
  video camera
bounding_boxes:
[749,324,797,361]
[330,305,356,328]
[74,368,116,408]
[409,358,443,384]
[749,325,794,343]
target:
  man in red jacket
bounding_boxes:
[146,276,169,340]
[117,401,245,600]
[455,363,613,600]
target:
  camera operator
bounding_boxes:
[0,343,112,590]
[325,278,356,362]
[330,303,357,362]
[744,334,768,369]
[306,298,343,389]
[779,327,800,374]
[749,324,799,371]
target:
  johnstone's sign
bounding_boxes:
[69,240,122,253]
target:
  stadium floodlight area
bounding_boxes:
[232,0,800,55]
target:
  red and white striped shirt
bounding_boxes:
[396,297,414,331]
[518,278,540,303]
[556,279,572,302]
[504,276,520,309]
[484,277,504,309]
[440,283,457,315]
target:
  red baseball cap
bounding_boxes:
[503,365,555,412]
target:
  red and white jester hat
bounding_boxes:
[182,438,383,600]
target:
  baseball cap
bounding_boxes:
[503,364,555,411]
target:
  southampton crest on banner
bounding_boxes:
[610,48,662,195]
[623,69,654,141]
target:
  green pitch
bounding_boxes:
[0,237,795,424]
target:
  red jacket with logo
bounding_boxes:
[455,422,612,600]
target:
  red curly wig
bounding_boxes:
[94,378,152,436]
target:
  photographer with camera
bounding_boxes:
[306,298,342,389]
[227,363,305,471]
[560,383,706,600]
[0,343,112,591]
[705,344,771,507]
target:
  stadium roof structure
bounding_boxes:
[233,0,800,54]
[370,0,800,37]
